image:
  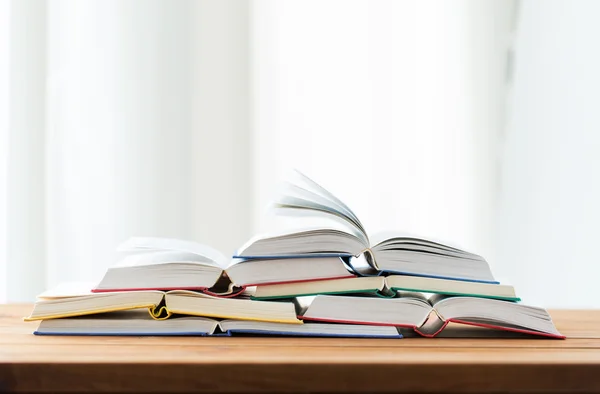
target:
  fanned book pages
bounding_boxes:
[34,310,402,338]
[252,275,519,301]
[235,170,496,283]
[25,283,301,324]
[93,237,354,293]
[298,293,564,338]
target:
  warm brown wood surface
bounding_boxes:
[1,304,599,393]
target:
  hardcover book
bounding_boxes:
[25,282,301,324]
[92,237,354,293]
[34,310,402,338]
[236,171,496,283]
[252,275,519,301]
[299,293,564,338]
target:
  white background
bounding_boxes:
[0,0,598,307]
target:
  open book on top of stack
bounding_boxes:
[89,170,506,302]
[235,170,495,284]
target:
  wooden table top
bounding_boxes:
[1,304,599,393]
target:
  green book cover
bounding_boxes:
[251,288,396,301]
[390,287,521,302]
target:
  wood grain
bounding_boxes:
[0,304,599,393]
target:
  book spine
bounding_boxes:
[201,286,247,298]
[148,305,171,320]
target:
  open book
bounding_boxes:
[299,293,564,338]
[253,275,519,301]
[25,282,301,324]
[236,171,496,283]
[93,237,354,293]
[34,310,402,338]
[35,310,222,336]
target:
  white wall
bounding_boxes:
[497,0,600,308]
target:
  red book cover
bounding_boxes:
[300,316,565,338]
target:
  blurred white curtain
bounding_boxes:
[252,0,513,273]
[1,0,517,303]
[1,0,251,301]
[0,0,8,301]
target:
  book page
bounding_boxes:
[274,170,369,244]
[289,170,360,221]
[37,282,97,299]
[275,196,366,240]
[235,223,366,257]
[396,291,431,304]
[428,293,451,305]
[279,183,364,232]
[268,206,368,242]
[114,250,224,268]
[117,237,229,267]
[370,230,477,254]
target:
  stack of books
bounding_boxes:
[26,171,564,339]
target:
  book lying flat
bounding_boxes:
[163,290,301,323]
[253,275,519,301]
[26,283,165,321]
[25,282,301,324]
[34,310,402,338]
[34,310,221,336]
[218,319,401,338]
[93,237,353,293]
[299,294,564,338]
[235,170,496,283]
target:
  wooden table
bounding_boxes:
[1,304,599,393]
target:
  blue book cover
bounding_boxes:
[33,330,227,337]
[224,329,402,339]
